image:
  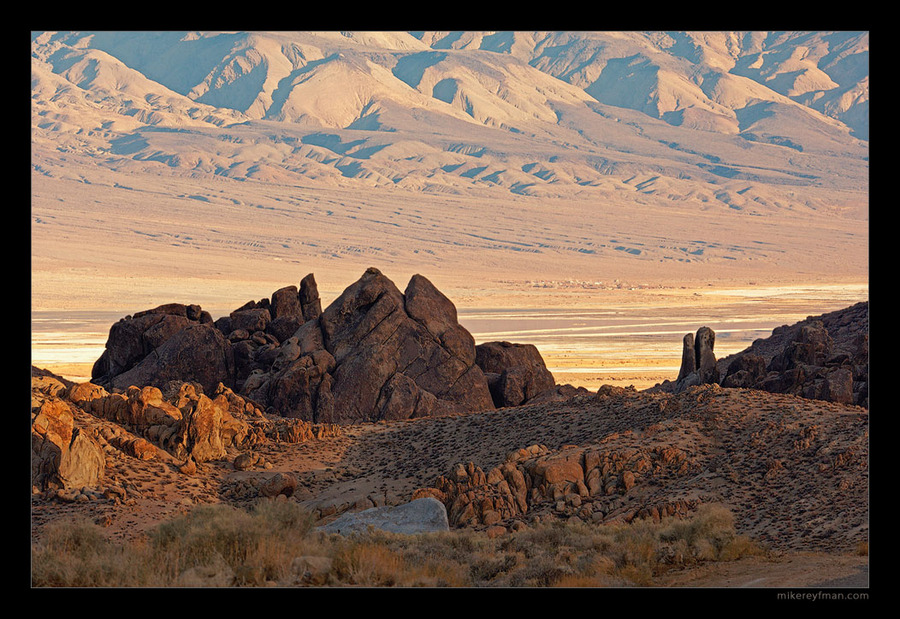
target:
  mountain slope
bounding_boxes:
[30,31,869,309]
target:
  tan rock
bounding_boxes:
[526,446,585,486]
[31,397,105,491]
[259,472,298,498]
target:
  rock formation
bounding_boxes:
[719,307,869,407]
[92,304,233,396]
[475,341,557,408]
[670,326,721,391]
[90,268,568,424]
[657,302,868,408]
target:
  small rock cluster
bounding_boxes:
[30,371,339,497]
[414,440,700,532]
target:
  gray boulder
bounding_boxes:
[317,497,450,535]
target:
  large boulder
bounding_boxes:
[317,268,494,422]
[317,497,450,535]
[92,304,206,379]
[475,341,556,407]
[31,391,105,491]
[101,324,235,396]
[92,304,233,395]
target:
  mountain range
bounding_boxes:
[30,31,869,310]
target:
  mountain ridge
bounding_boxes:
[31,31,869,309]
[32,30,868,149]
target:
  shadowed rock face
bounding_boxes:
[475,341,556,408]
[92,305,233,396]
[91,268,513,423]
[316,268,494,422]
[658,302,869,408]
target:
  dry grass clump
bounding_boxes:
[30,517,151,587]
[31,501,764,587]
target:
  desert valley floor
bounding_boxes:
[33,278,868,392]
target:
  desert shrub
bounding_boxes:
[150,500,319,584]
[250,499,317,536]
[332,540,405,586]
[657,503,762,564]
[32,500,763,587]
[468,550,522,583]
[31,518,153,587]
[150,504,262,570]
[498,553,575,587]
[326,529,475,586]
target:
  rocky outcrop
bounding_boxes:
[475,341,557,407]
[92,304,234,396]
[724,318,867,407]
[31,366,343,498]
[414,442,700,530]
[655,302,868,408]
[717,302,869,407]
[67,380,268,463]
[673,326,720,390]
[91,268,508,423]
[313,269,494,422]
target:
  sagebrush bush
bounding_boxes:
[32,500,763,587]
[31,518,156,587]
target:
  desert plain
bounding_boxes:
[31,31,869,590]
